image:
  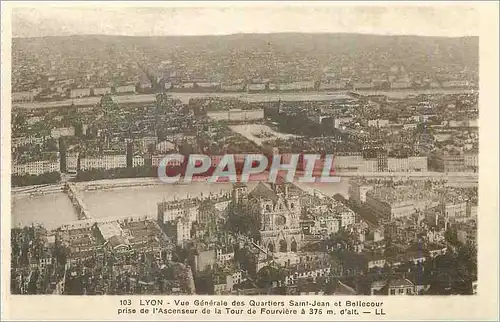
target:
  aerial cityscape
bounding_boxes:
[10,8,478,297]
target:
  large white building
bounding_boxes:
[334,155,364,171]
[12,91,34,102]
[132,156,144,167]
[13,160,60,175]
[157,199,199,224]
[12,136,50,148]
[79,154,127,170]
[365,186,439,221]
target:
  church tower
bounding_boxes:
[232,182,248,205]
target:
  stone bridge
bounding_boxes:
[64,183,93,220]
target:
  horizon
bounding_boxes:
[12,31,480,40]
[12,5,479,38]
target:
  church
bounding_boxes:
[231,181,303,254]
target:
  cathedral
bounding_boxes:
[231,181,303,254]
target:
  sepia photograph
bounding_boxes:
[1,1,498,321]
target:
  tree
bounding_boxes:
[234,247,257,277]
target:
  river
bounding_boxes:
[11,180,350,229]
[12,88,476,109]
[12,193,79,230]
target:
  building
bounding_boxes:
[156,140,177,153]
[51,127,75,139]
[115,85,136,94]
[216,248,235,265]
[385,157,427,172]
[432,153,465,172]
[66,152,79,174]
[151,154,183,168]
[464,152,478,172]
[93,87,112,96]
[12,91,34,102]
[353,82,373,90]
[442,194,467,219]
[157,199,198,224]
[309,213,340,236]
[332,203,356,228]
[207,109,264,121]
[12,136,50,148]
[372,278,416,295]
[176,217,192,245]
[79,154,127,170]
[247,83,266,91]
[390,81,412,89]
[97,221,124,241]
[328,117,353,129]
[359,159,378,172]
[70,88,91,98]
[349,180,375,204]
[467,203,478,218]
[319,81,346,90]
[367,119,390,128]
[441,80,469,88]
[233,182,302,253]
[334,154,364,171]
[408,157,428,172]
[365,186,439,221]
[196,82,221,89]
[132,155,144,167]
[279,81,315,91]
[387,158,410,172]
[194,250,217,272]
[457,223,477,248]
[13,160,60,176]
[221,83,245,92]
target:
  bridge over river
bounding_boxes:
[64,183,93,221]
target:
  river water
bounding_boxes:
[12,193,79,230]
[11,180,350,229]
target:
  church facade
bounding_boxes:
[231,182,304,254]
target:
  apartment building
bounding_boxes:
[79,154,127,170]
[13,160,60,176]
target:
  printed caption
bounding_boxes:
[117,299,388,318]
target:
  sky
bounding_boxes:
[11,3,479,38]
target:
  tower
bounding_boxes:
[232,182,248,205]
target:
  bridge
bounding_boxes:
[64,183,93,221]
